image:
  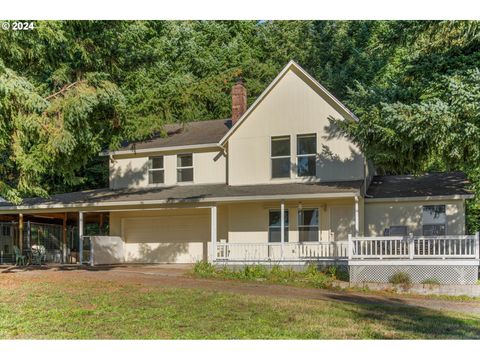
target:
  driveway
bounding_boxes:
[3,264,480,316]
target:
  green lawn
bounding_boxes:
[0,276,479,339]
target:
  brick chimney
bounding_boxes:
[231,79,247,125]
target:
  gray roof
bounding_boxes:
[0,181,363,209]
[116,119,231,152]
[366,172,473,199]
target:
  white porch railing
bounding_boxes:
[349,233,480,260]
[213,234,480,263]
[215,241,348,262]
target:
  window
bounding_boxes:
[269,210,289,242]
[271,136,291,178]
[384,226,408,236]
[298,209,319,242]
[422,205,446,236]
[297,134,316,177]
[148,156,164,184]
[177,153,193,182]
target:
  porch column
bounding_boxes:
[354,196,359,237]
[280,201,285,260]
[78,211,84,264]
[18,214,24,251]
[211,205,217,262]
[62,213,67,263]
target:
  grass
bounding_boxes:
[192,261,347,289]
[0,273,479,339]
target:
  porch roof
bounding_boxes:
[0,180,363,211]
[366,172,474,199]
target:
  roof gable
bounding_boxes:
[219,60,358,145]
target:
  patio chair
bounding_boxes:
[13,246,26,266]
[31,245,46,266]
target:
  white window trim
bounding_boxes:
[296,133,317,178]
[422,204,447,235]
[177,153,194,183]
[270,135,291,179]
[268,208,289,243]
[298,208,320,242]
[148,156,165,185]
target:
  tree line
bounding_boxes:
[0,20,479,229]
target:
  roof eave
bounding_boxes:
[100,143,221,156]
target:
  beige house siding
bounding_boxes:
[227,68,365,186]
[364,200,465,236]
[226,198,356,244]
[109,148,226,189]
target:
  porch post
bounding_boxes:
[211,205,217,262]
[18,214,24,251]
[347,234,353,260]
[62,213,67,263]
[27,221,31,249]
[475,232,479,260]
[280,201,285,260]
[78,211,84,265]
[354,196,359,237]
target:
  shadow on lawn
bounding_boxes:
[321,292,480,339]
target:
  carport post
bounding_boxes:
[78,211,84,265]
[211,205,217,262]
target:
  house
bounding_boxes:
[0,61,478,284]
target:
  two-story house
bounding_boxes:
[0,61,477,284]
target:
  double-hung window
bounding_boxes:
[271,136,291,178]
[422,205,446,235]
[297,134,316,177]
[177,153,194,182]
[148,156,164,184]
[298,209,319,242]
[268,210,289,242]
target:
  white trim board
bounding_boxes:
[101,143,220,156]
[364,194,474,203]
[0,192,360,213]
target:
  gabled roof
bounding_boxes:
[366,172,474,200]
[219,60,359,145]
[103,60,358,155]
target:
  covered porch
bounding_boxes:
[0,211,109,265]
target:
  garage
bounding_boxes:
[115,209,210,263]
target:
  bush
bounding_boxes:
[243,265,268,280]
[193,260,217,277]
[305,271,334,289]
[421,278,440,285]
[389,272,412,289]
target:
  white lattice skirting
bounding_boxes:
[349,260,479,285]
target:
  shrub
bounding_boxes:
[421,278,441,285]
[305,271,334,289]
[267,265,297,283]
[193,260,217,277]
[243,265,268,280]
[389,272,412,289]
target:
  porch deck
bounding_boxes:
[213,234,480,264]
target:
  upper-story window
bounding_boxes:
[297,134,317,177]
[177,153,194,182]
[148,156,164,184]
[271,136,291,178]
[422,205,446,235]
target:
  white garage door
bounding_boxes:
[123,214,210,263]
